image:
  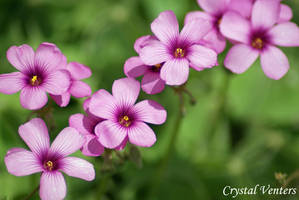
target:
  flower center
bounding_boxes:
[251,37,264,50]
[151,63,162,72]
[217,18,222,26]
[44,160,54,171]
[174,48,185,58]
[30,75,42,86]
[119,115,132,127]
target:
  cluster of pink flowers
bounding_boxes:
[1,0,299,199]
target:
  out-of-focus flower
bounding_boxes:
[139,10,217,86]
[51,62,92,107]
[185,0,253,53]
[88,78,167,148]
[251,0,293,23]
[0,43,70,110]
[5,118,95,200]
[220,0,299,80]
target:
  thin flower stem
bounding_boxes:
[96,174,110,200]
[182,87,197,105]
[149,87,185,198]
[283,169,299,188]
[206,69,231,142]
[95,149,113,200]
[23,185,39,200]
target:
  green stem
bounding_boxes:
[96,174,110,200]
[283,169,299,188]
[23,185,39,200]
[149,87,185,197]
[95,149,113,200]
[206,69,231,142]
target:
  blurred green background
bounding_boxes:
[1,0,299,199]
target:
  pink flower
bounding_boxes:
[69,97,128,156]
[124,35,166,94]
[0,43,70,110]
[251,0,293,23]
[88,77,167,148]
[51,62,92,107]
[185,0,253,53]
[139,10,217,86]
[220,0,299,79]
[4,118,95,200]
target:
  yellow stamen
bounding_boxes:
[252,37,263,49]
[45,161,54,171]
[30,75,41,86]
[123,115,129,121]
[31,75,37,83]
[119,115,131,127]
[174,48,185,58]
[217,18,222,26]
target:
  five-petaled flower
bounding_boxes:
[88,77,167,148]
[220,0,299,79]
[140,10,218,86]
[4,118,95,200]
[0,43,71,110]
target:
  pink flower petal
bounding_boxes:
[34,42,67,73]
[134,100,167,125]
[124,56,148,78]
[179,18,212,44]
[134,35,157,53]
[128,122,156,147]
[0,72,25,94]
[220,11,250,43]
[160,59,189,86]
[184,11,213,25]
[151,10,179,46]
[43,70,71,95]
[140,40,171,65]
[20,87,48,110]
[260,45,289,80]
[40,172,66,200]
[115,136,128,151]
[224,44,259,74]
[197,0,230,14]
[6,44,35,72]
[50,127,84,156]
[201,30,226,53]
[187,44,217,70]
[50,92,71,107]
[5,148,42,176]
[95,120,127,149]
[112,78,140,106]
[89,89,117,119]
[278,4,293,23]
[141,72,165,94]
[69,80,92,98]
[229,0,253,18]
[60,157,95,181]
[69,114,91,135]
[66,62,92,80]
[268,22,299,47]
[251,0,280,29]
[18,118,50,155]
[83,97,91,111]
[81,135,104,156]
